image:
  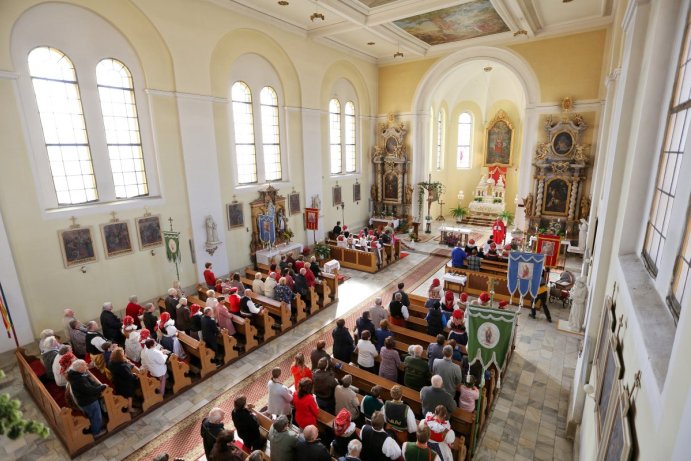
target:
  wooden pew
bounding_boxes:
[388,323,439,347]
[242,270,309,321]
[321,270,339,302]
[177,331,216,379]
[15,349,94,457]
[135,367,164,411]
[247,291,289,334]
[188,294,259,352]
[329,244,378,273]
[167,353,192,394]
[101,386,131,432]
[218,328,239,364]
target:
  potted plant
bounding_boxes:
[313,242,331,260]
[450,205,468,223]
[500,210,514,226]
[282,229,294,242]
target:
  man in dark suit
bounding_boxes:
[164,288,179,322]
[200,307,219,359]
[99,302,124,345]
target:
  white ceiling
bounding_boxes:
[216,0,615,64]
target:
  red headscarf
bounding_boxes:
[333,408,352,436]
[479,292,490,303]
[452,309,463,319]
[139,328,150,347]
[445,290,454,306]
[123,315,136,330]
[504,244,512,250]
[460,292,468,303]
[431,278,440,288]
[469,239,475,245]
[190,304,201,315]
[498,300,508,309]
[59,352,76,375]
[158,312,170,332]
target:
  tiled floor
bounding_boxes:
[1,223,581,460]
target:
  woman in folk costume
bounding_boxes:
[423,405,456,461]
[428,278,442,301]
[122,315,142,363]
[441,290,455,312]
[331,408,358,457]
[478,291,491,307]
[189,303,203,339]
[216,299,236,336]
[157,312,187,360]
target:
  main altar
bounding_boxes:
[370,114,412,227]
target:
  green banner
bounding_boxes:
[466,304,517,372]
[163,231,181,263]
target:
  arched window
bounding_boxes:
[232,81,257,184]
[329,99,342,175]
[344,101,356,173]
[457,112,472,169]
[28,47,97,205]
[260,86,282,181]
[436,110,444,170]
[96,58,147,199]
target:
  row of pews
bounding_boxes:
[444,259,535,308]
[16,266,341,458]
[326,239,402,273]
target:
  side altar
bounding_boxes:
[370,113,412,227]
[249,186,295,265]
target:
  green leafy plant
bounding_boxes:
[282,229,294,240]
[474,197,483,202]
[450,206,468,222]
[493,198,502,204]
[500,210,514,226]
[313,242,331,259]
[0,370,50,440]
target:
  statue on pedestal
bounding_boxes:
[568,276,588,331]
[578,218,588,249]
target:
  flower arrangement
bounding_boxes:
[313,242,331,259]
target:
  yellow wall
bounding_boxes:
[378,58,438,114]
[508,29,607,102]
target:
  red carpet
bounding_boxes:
[122,254,448,461]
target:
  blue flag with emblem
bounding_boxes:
[507,251,545,300]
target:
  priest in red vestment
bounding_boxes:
[492,217,506,245]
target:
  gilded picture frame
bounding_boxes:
[100,221,133,259]
[597,381,632,461]
[484,109,514,166]
[58,227,97,268]
[542,178,571,216]
[135,215,163,250]
[552,130,575,157]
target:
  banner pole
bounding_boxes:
[0,282,20,348]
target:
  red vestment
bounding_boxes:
[492,218,506,245]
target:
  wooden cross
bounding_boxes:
[110,211,118,223]
[168,217,174,232]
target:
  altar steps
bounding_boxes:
[464,215,495,227]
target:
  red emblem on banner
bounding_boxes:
[305,208,319,231]
[536,234,561,268]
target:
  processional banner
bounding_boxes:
[466,304,517,372]
[305,208,319,231]
[536,233,561,267]
[163,231,181,263]
[507,251,545,300]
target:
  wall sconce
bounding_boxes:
[151,249,156,256]
[583,383,595,398]
[80,266,87,274]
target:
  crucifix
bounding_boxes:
[418,174,440,233]
[110,211,118,223]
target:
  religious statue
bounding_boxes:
[522,193,534,218]
[578,218,588,249]
[580,195,591,220]
[277,208,286,234]
[405,184,413,204]
[204,215,221,255]
[568,275,588,331]
[311,194,321,210]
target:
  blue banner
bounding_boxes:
[507,251,545,299]
[258,214,275,244]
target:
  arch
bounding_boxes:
[210,28,301,107]
[320,60,373,117]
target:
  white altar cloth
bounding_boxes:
[255,242,304,266]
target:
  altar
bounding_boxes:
[369,217,400,230]
[255,242,304,266]
[439,226,471,247]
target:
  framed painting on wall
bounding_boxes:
[59,227,97,268]
[542,178,571,216]
[597,381,632,461]
[484,109,514,166]
[353,183,361,203]
[288,193,301,215]
[595,335,623,438]
[135,215,163,250]
[100,221,133,258]
[333,185,342,207]
[227,202,244,229]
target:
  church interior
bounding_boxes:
[0,0,689,460]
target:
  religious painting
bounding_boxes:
[596,336,623,438]
[353,183,361,203]
[59,227,97,268]
[100,221,133,259]
[384,173,399,202]
[393,0,509,46]
[258,214,275,244]
[542,178,571,216]
[305,208,319,231]
[227,202,244,229]
[288,193,301,216]
[484,110,514,166]
[598,381,632,461]
[135,215,163,250]
[517,262,533,280]
[537,234,561,268]
[332,185,342,207]
[552,131,575,157]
